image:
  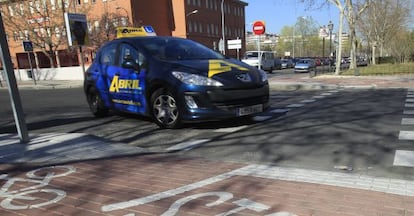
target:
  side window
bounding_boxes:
[119,43,147,69]
[100,43,117,65]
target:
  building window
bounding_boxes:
[8,5,14,16]
[13,32,19,42]
[188,21,192,32]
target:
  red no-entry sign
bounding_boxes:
[253,21,265,35]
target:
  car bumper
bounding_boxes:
[294,68,311,73]
[179,83,270,122]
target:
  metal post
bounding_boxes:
[221,0,225,55]
[27,52,36,85]
[0,13,29,143]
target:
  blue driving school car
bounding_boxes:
[84,27,269,128]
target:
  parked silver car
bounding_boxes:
[294,59,316,73]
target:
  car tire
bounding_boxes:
[87,87,108,117]
[151,88,182,129]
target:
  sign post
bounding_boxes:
[22,40,36,86]
[253,21,266,70]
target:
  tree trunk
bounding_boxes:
[335,8,344,75]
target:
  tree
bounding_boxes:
[88,12,129,49]
[2,1,90,68]
[357,0,411,64]
[300,0,371,75]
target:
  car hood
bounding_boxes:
[167,59,266,87]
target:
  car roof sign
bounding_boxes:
[116,26,157,38]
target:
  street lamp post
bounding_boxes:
[116,7,129,26]
[328,21,334,63]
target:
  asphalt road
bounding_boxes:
[1,85,413,181]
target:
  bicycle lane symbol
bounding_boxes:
[101,165,298,216]
[0,165,76,210]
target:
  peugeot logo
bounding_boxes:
[236,73,252,82]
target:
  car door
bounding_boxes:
[108,43,148,114]
[92,43,118,107]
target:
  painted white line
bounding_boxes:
[407,95,414,98]
[404,110,414,115]
[300,99,316,103]
[312,95,325,99]
[321,93,332,96]
[102,168,240,212]
[166,139,210,151]
[394,150,414,167]
[102,164,414,212]
[327,90,339,93]
[271,108,290,113]
[405,103,414,108]
[406,99,414,103]
[402,118,414,125]
[214,126,248,133]
[285,104,304,108]
[399,131,414,140]
[253,116,272,122]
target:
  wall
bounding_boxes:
[2,66,85,81]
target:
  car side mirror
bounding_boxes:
[122,56,141,72]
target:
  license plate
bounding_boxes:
[238,104,263,116]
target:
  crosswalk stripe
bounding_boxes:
[404,110,414,115]
[405,103,414,108]
[271,108,290,113]
[399,131,414,140]
[394,150,414,167]
[214,126,248,133]
[401,118,414,125]
[300,99,316,103]
[286,104,304,108]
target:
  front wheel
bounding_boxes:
[151,89,182,129]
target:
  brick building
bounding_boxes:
[0,0,247,70]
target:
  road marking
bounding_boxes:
[399,131,414,140]
[253,116,272,122]
[285,104,304,108]
[394,150,414,167]
[405,103,414,108]
[327,90,339,93]
[300,99,316,103]
[402,118,414,125]
[404,110,414,115]
[102,164,414,212]
[312,95,325,99]
[321,93,332,96]
[214,126,248,133]
[407,99,414,103]
[271,108,290,113]
[166,139,210,151]
[408,95,414,98]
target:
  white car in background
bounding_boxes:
[242,51,275,73]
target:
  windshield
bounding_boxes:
[298,59,311,64]
[141,37,224,61]
[243,52,259,59]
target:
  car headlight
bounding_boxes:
[258,69,268,82]
[172,71,223,86]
